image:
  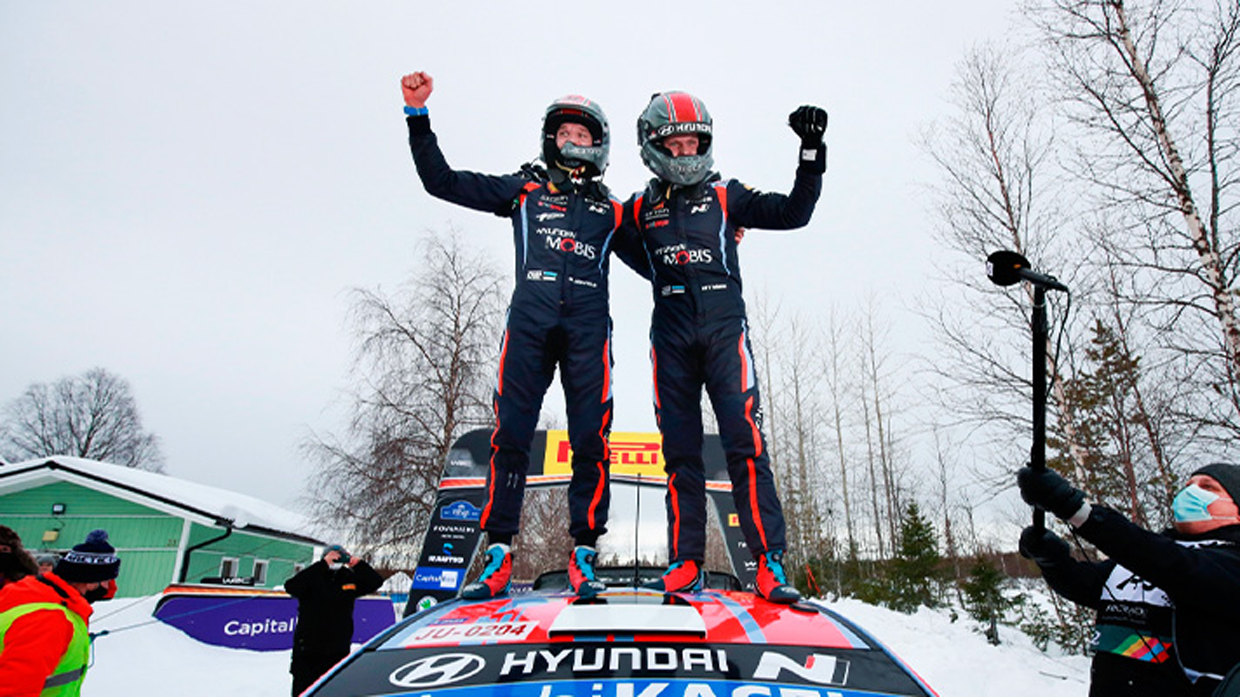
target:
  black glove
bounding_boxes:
[1017,466,1086,520]
[788,105,828,147]
[1019,525,1071,567]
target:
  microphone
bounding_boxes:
[986,250,1069,292]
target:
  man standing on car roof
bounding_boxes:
[625,91,827,603]
[401,72,646,601]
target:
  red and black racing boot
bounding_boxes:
[568,546,607,598]
[755,550,801,604]
[460,543,512,599]
[642,559,704,593]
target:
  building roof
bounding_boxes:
[0,457,323,546]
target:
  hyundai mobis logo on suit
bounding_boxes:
[537,227,598,259]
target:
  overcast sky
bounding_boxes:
[1,2,1021,512]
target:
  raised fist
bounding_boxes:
[788,105,827,147]
[401,72,434,109]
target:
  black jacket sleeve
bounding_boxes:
[1075,506,1240,616]
[726,145,824,231]
[1036,554,1113,610]
[348,560,384,598]
[407,115,531,216]
[284,559,328,599]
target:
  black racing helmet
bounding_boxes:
[541,95,610,180]
[637,91,714,186]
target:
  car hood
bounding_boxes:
[305,588,937,697]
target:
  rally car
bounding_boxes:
[302,430,938,696]
[303,581,937,697]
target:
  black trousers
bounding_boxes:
[291,650,346,696]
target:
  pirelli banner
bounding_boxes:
[407,429,748,616]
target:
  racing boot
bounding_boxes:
[460,543,512,599]
[643,559,704,593]
[755,550,801,604]
[568,545,607,598]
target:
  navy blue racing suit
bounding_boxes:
[624,144,825,564]
[408,114,643,545]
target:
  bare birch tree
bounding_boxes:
[860,302,904,549]
[1032,0,1240,444]
[920,43,1091,490]
[822,307,860,553]
[774,312,832,565]
[748,293,835,570]
[303,227,504,564]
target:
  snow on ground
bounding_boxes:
[828,598,1090,696]
[87,596,295,697]
[84,595,1091,696]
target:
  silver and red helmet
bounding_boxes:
[637,91,714,186]
[541,95,610,180]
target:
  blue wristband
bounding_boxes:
[404,105,428,117]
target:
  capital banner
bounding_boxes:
[154,586,396,651]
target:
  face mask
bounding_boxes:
[84,586,110,603]
[1173,484,1220,523]
[328,563,345,571]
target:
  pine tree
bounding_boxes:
[960,556,1016,645]
[1051,318,1172,527]
[888,502,944,613]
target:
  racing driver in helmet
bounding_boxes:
[624,91,828,603]
[400,71,646,600]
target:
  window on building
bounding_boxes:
[220,557,240,579]
[253,559,269,586]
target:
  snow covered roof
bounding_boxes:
[0,456,323,546]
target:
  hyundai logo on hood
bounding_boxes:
[389,653,486,688]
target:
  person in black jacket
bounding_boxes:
[399,71,646,601]
[1019,463,1240,696]
[624,92,826,603]
[285,545,383,696]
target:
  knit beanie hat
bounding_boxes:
[1191,463,1240,504]
[55,529,121,582]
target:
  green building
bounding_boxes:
[0,457,324,597]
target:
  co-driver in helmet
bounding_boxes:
[624,91,828,603]
[400,71,646,599]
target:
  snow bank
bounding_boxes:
[827,598,1090,696]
